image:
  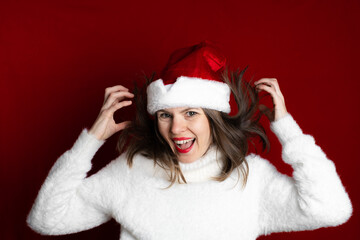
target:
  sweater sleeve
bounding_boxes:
[27,129,113,235]
[257,114,352,235]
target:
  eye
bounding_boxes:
[186,111,198,117]
[158,112,172,119]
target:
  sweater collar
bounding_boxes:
[178,146,223,183]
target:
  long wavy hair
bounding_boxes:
[117,68,270,187]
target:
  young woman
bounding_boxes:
[27,41,352,239]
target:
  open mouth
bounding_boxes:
[173,138,195,153]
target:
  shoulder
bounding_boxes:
[111,152,162,180]
[101,152,154,174]
[245,153,287,187]
[246,153,277,173]
[84,152,159,190]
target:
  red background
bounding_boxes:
[1,0,359,239]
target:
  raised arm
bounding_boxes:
[27,85,134,235]
[256,114,352,234]
[27,130,111,234]
[254,79,352,235]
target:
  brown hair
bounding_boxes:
[117,68,270,187]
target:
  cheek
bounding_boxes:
[195,120,211,145]
[203,125,212,145]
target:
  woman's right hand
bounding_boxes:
[89,85,134,141]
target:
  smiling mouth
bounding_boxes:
[173,138,195,153]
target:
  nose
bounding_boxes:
[170,115,187,135]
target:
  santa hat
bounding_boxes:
[147,41,231,115]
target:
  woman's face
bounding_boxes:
[157,107,212,164]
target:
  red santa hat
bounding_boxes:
[147,41,231,115]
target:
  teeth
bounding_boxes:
[174,138,194,144]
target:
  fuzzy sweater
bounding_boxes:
[27,114,353,239]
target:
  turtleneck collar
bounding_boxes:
[178,146,224,183]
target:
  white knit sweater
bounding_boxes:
[27,114,353,239]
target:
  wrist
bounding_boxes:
[270,114,303,145]
[88,127,103,141]
[274,111,289,121]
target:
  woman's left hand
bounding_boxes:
[254,78,288,122]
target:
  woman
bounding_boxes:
[27,42,352,239]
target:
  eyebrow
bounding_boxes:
[158,108,200,114]
[180,108,199,113]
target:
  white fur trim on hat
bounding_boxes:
[147,76,231,115]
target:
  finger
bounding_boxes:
[254,78,281,93]
[104,85,129,100]
[256,84,284,107]
[257,84,286,114]
[115,121,132,132]
[254,78,277,85]
[255,80,285,102]
[104,91,134,105]
[109,100,132,114]
[103,91,134,109]
[255,84,277,96]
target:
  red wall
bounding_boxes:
[1,0,359,239]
